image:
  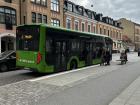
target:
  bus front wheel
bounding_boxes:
[70,60,77,70]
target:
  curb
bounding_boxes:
[109,76,140,105]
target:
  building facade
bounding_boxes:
[0,0,20,53]
[64,0,97,33]
[0,0,64,53]
[64,0,123,52]
[96,15,123,52]
[134,23,140,50]
[20,0,63,27]
[118,18,140,51]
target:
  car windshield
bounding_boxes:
[0,51,13,58]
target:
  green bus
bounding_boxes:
[16,24,113,73]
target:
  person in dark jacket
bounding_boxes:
[105,48,111,65]
[100,48,105,66]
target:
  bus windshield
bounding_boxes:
[16,26,40,51]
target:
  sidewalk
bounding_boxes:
[0,63,122,105]
[109,75,140,105]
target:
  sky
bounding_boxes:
[70,0,140,24]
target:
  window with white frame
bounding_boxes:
[36,0,41,4]
[41,0,47,6]
[31,0,47,6]
[67,3,73,12]
[32,12,36,23]
[43,15,47,23]
[38,13,42,23]
[51,0,59,12]
[75,21,79,31]
[51,19,60,27]
[66,18,71,29]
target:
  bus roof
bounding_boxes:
[17,24,112,39]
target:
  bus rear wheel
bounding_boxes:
[70,60,77,70]
[0,63,8,72]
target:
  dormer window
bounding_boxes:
[106,18,108,23]
[88,11,92,19]
[67,3,73,12]
[100,16,102,21]
[78,7,83,15]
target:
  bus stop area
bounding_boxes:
[0,52,140,105]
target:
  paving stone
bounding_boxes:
[0,81,62,105]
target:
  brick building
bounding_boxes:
[0,0,64,53]
[0,0,20,53]
[96,15,123,52]
[64,0,123,52]
[63,0,97,33]
[118,18,140,51]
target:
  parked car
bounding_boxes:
[0,50,16,72]
[138,48,140,56]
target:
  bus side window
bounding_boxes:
[46,39,52,53]
[71,40,79,52]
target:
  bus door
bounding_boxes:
[55,40,67,71]
[85,41,92,66]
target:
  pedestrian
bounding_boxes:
[105,48,111,65]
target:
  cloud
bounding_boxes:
[70,0,140,23]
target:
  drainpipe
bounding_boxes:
[0,37,1,54]
[19,0,22,25]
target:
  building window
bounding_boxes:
[110,31,112,38]
[74,21,79,31]
[0,7,16,25]
[31,0,47,6]
[41,0,47,6]
[38,13,42,23]
[5,0,12,3]
[120,33,122,40]
[0,8,5,23]
[108,30,110,36]
[31,0,35,2]
[104,29,106,35]
[79,7,83,15]
[100,28,102,34]
[82,23,85,32]
[23,16,26,24]
[67,3,73,12]
[116,32,118,39]
[88,25,91,32]
[51,19,60,27]
[36,0,41,4]
[51,0,59,12]
[66,18,71,29]
[43,15,47,23]
[93,26,96,33]
[32,12,36,23]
